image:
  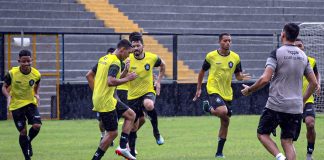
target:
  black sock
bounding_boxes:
[28,127,40,142]
[92,147,105,160]
[307,142,315,154]
[216,138,226,155]
[147,109,160,137]
[19,135,30,159]
[119,132,129,149]
[129,132,137,157]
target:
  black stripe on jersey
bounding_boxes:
[154,57,162,67]
[313,63,318,75]
[269,49,277,60]
[234,62,242,74]
[92,64,98,74]
[108,64,120,78]
[3,72,11,85]
[202,59,211,71]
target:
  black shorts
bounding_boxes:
[303,103,316,122]
[128,92,156,122]
[117,89,128,105]
[12,103,42,132]
[257,108,302,141]
[208,93,232,117]
[99,101,129,131]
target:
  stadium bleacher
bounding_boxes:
[1,0,324,117]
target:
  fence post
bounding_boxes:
[61,34,65,82]
[172,35,178,81]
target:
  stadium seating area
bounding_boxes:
[1,0,324,117]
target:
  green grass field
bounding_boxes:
[1,115,324,160]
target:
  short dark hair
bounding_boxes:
[19,50,31,58]
[219,33,231,41]
[129,32,144,44]
[283,23,299,42]
[107,48,115,54]
[295,38,303,43]
[117,39,132,49]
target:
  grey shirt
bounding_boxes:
[265,44,313,114]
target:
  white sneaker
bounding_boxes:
[115,146,136,160]
[276,153,286,160]
[156,135,165,145]
[306,153,313,160]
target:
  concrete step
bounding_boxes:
[0,18,105,27]
[0,0,76,3]
[0,10,95,19]
[0,2,85,11]
[0,26,114,33]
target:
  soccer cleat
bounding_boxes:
[306,153,313,160]
[215,153,225,158]
[155,135,165,145]
[202,100,211,113]
[115,146,136,160]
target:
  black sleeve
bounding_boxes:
[269,49,277,60]
[108,64,120,78]
[35,79,41,85]
[313,63,318,75]
[234,62,242,74]
[202,59,210,71]
[154,57,162,67]
[121,61,126,71]
[3,72,11,86]
[92,64,98,74]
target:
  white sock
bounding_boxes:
[101,132,105,137]
[276,153,286,160]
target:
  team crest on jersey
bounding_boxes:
[228,61,234,68]
[144,64,150,71]
[29,80,35,86]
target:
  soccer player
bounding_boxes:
[90,39,137,160]
[241,23,318,160]
[193,33,250,158]
[295,38,321,160]
[2,50,42,160]
[127,32,166,157]
[86,47,115,143]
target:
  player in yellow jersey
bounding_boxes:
[295,38,321,160]
[193,33,251,158]
[2,50,41,160]
[89,40,137,160]
[86,47,115,143]
[127,32,166,157]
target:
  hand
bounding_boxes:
[154,81,161,96]
[241,72,251,81]
[35,94,40,106]
[6,96,11,108]
[241,84,251,96]
[193,88,201,101]
[316,84,321,96]
[126,72,137,81]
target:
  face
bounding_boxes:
[18,56,32,71]
[131,41,144,57]
[295,40,304,51]
[120,47,132,60]
[219,35,231,50]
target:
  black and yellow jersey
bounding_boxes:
[117,60,129,91]
[128,52,161,100]
[302,56,317,104]
[4,66,41,111]
[202,50,242,101]
[92,54,121,112]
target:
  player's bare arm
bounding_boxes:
[304,71,318,104]
[193,69,206,101]
[241,66,273,96]
[155,59,165,96]
[86,70,95,91]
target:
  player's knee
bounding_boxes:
[108,130,118,139]
[20,128,27,135]
[125,109,136,122]
[32,123,41,130]
[305,117,315,129]
[143,99,154,111]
